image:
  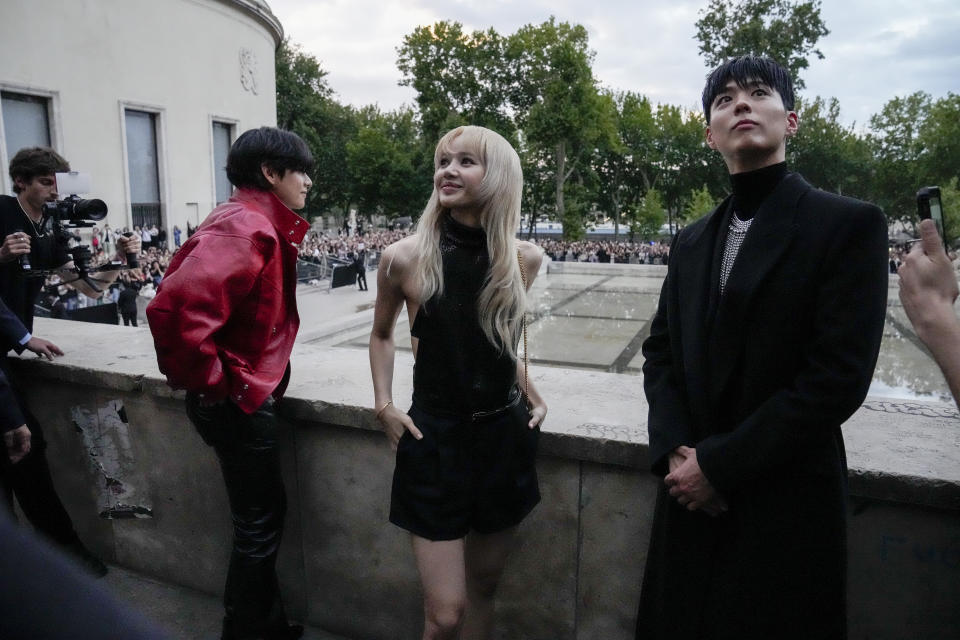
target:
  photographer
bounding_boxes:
[0,147,139,576]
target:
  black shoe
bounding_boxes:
[63,539,109,578]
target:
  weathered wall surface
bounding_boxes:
[8,318,960,639]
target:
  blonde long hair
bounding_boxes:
[413,126,525,357]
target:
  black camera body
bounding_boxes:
[25,173,137,288]
[41,194,108,227]
[34,194,109,278]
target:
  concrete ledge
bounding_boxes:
[12,318,960,511]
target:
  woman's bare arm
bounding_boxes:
[369,239,422,448]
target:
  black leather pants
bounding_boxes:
[186,393,290,638]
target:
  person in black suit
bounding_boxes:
[636,56,888,639]
[117,281,140,327]
[354,243,368,291]
[0,295,63,462]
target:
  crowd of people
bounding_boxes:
[298,229,673,268]
[539,238,670,264]
[889,241,960,274]
[297,228,408,264]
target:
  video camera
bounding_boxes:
[25,172,138,291]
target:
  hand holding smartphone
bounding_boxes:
[917,186,946,248]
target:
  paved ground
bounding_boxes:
[102,564,351,640]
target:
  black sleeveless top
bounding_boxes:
[410,214,518,414]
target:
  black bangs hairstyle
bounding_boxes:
[701,55,795,124]
[8,147,70,193]
[225,126,315,191]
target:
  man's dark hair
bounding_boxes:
[701,55,795,124]
[8,147,70,193]
[225,126,314,191]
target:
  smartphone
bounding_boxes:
[916,186,946,246]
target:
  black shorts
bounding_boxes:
[389,392,541,541]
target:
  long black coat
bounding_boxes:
[636,174,888,640]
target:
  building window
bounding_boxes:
[125,109,161,228]
[212,121,233,204]
[1,91,51,157]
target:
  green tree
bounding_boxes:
[680,184,718,227]
[918,93,960,189]
[506,18,614,237]
[276,38,332,131]
[397,22,514,145]
[654,104,723,234]
[694,0,829,89]
[868,91,932,223]
[346,106,429,220]
[520,146,556,238]
[788,96,872,199]
[275,39,354,216]
[628,188,667,240]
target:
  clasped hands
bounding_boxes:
[665,445,728,517]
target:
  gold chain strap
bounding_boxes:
[517,248,528,398]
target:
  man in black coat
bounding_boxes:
[636,56,888,639]
[117,281,140,326]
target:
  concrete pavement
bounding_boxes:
[102,564,352,640]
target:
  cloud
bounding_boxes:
[266,0,959,127]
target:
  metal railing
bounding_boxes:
[131,203,161,229]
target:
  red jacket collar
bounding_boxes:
[230,188,309,245]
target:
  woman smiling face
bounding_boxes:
[434,135,486,223]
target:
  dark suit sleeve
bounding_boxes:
[0,367,25,432]
[0,295,29,354]
[696,202,888,495]
[642,233,696,476]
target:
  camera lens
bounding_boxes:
[74,198,108,221]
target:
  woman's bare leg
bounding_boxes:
[412,535,468,640]
[461,527,518,640]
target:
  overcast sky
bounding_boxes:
[266,0,960,131]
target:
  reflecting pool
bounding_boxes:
[323,266,951,403]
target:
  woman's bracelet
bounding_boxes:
[375,400,393,421]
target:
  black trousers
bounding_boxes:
[0,359,79,547]
[185,393,291,636]
[356,268,367,290]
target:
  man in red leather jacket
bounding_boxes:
[147,127,312,640]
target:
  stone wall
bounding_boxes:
[8,318,960,639]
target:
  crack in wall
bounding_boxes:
[70,399,153,519]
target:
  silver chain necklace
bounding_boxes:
[15,196,46,237]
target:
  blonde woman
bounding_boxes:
[370,126,547,640]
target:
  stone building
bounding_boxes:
[0,0,282,234]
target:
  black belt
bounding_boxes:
[413,385,525,423]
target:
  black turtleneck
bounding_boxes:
[730,162,788,221]
[409,212,518,413]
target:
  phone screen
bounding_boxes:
[928,195,945,240]
[917,186,947,247]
